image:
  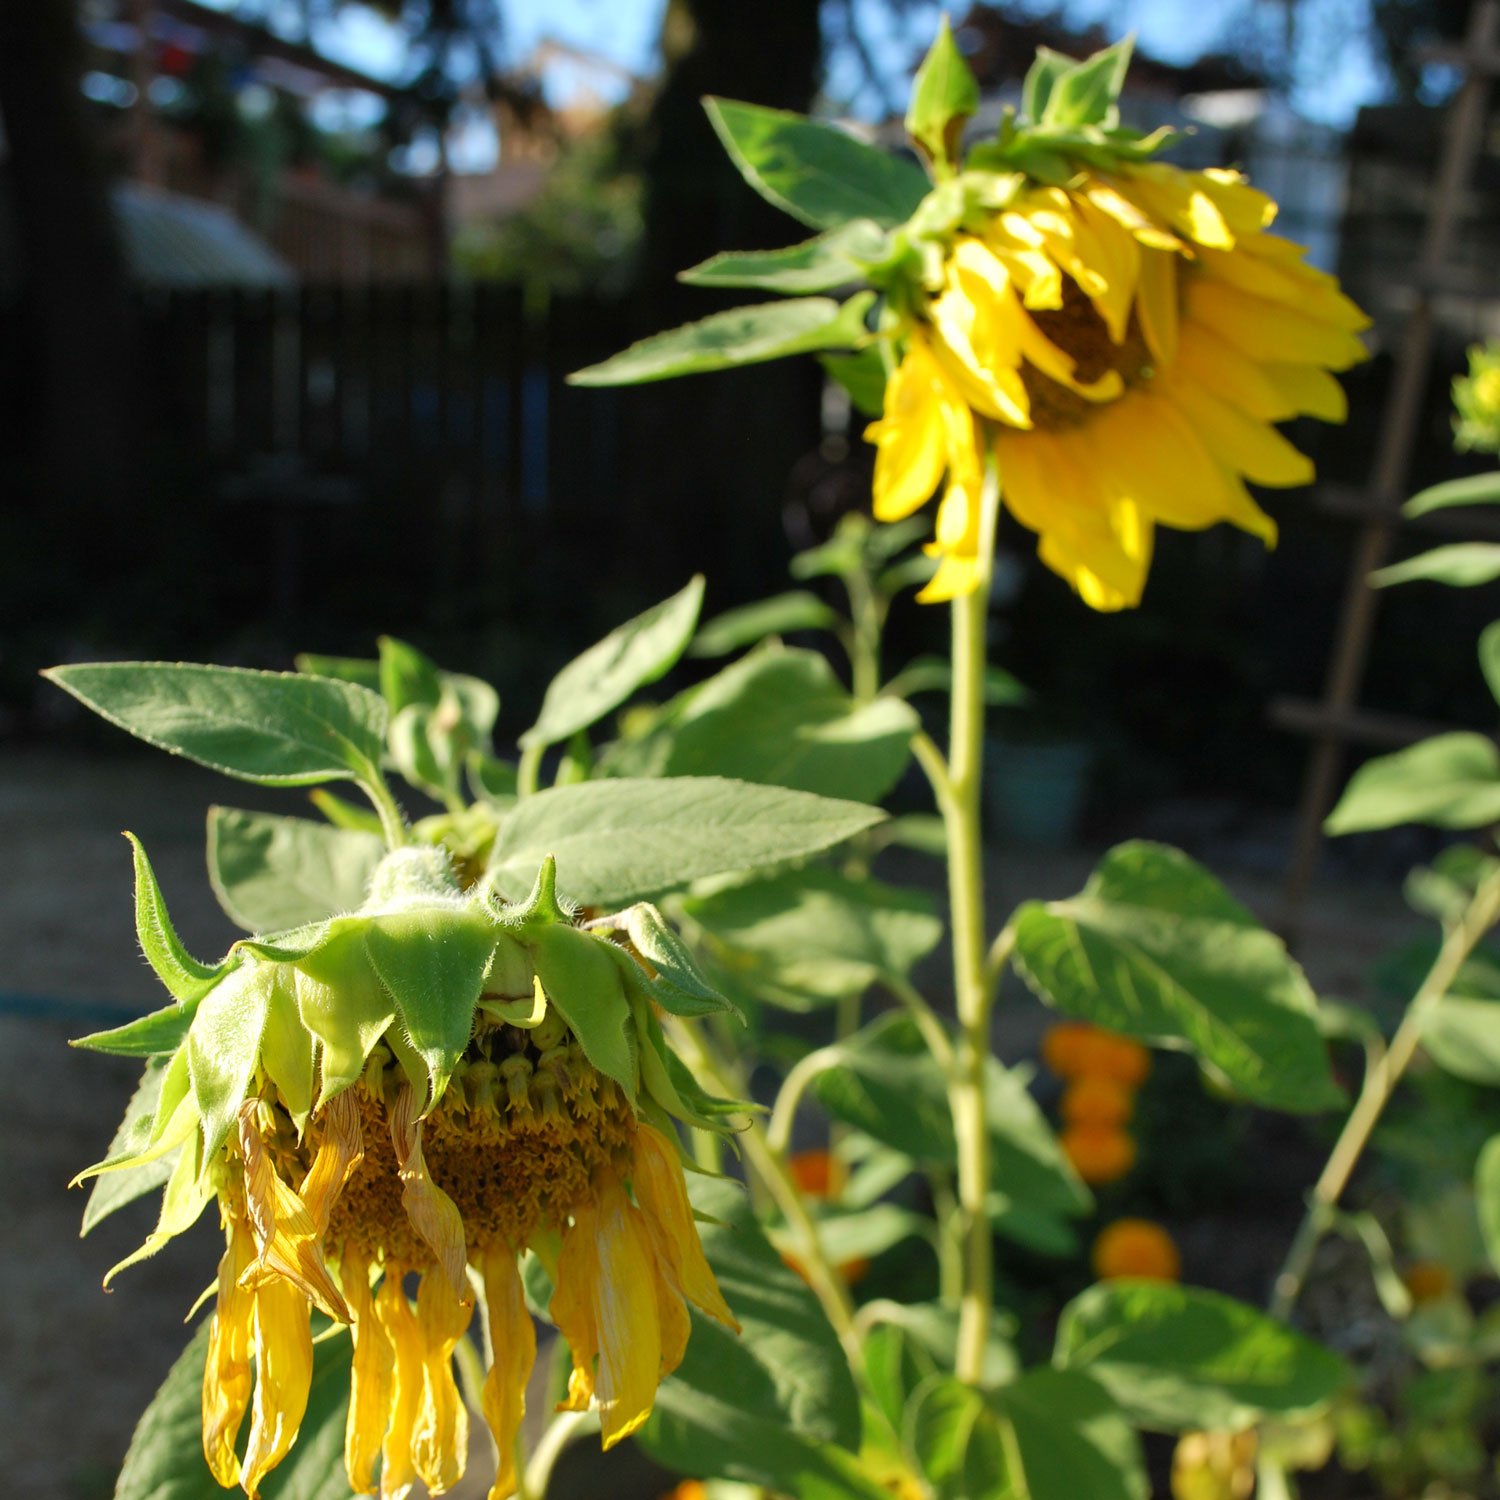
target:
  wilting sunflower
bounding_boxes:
[868,165,1369,607]
[76,842,738,1499]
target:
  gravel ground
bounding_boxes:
[0,744,1422,1499]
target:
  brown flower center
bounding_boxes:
[1021,277,1154,431]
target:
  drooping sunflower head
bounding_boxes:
[76,840,740,1498]
[869,91,1369,609]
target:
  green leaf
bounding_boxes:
[207,807,384,933]
[364,908,497,1098]
[813,1014,1089,1222]
[293,651,381,692]
[1055,1281,1350,1431]
[528,924,637,1100]
[820,348,888,417]
[73,999,197,1057]
[114,1318,354,1500]
[910,1369,1147,1500]
[681,220,887,293]
[378,634,442,713]
[1013,842,1342,1113]
[126,833,223,1002]
[704,97,930,231]
[1477,1135,1500,1275]
[81,1058,178,1234]
[1022,49,1075,123]
[906,15,980,168]
[486,776,885,906]
[188,962,276,1163]
[690,591,842,658]
[1479,621,1500,708]
[1325,733,1500,834]
[639,1177,875,1493]
[586,903,741,1019]
[682,867,942,1008]
[1422,974,1500,1086]
[603,646,918,803]
[875,813,948,856]
[884,655,1029,705]
[793,1203,932,1264]
[1406,845,1500,924]
[521,577,705,749]
[1041,38,1135,129]
[568,295,872,387]
[1404,471,1500,519]
[1371,542,1500,588]
[46,662,388,787]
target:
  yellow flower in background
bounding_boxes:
[869,167,1368,609]
[1453,339,1500,453]
[76,848,739,1499]
[1092,1218,1182,1282]
[1171,1429,1258,1500]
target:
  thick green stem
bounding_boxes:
[1270,867,1500,1321]
[942,458,1003,1385]
[845,563,884,704]
[522,1410,595,1500]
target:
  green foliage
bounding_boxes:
[639,1177,874,1492]
[910,1369,1148,1500]
[207,807,383,932]
[45,662,388,788]
[1325,733,1500,834]
[485,776,884,906]
[521,576,704,749]
[114,1318,354,1500]
[1055,1282,1350,1431]
[126,833,225,1003]
[568,295,874,386]
[690,591,842,658]
[81,1059,178,1234]
[906,16,980,171]
[1419,955,1500,1085]
[1371,542,1500,589]
[680,866,942,1010]
[603,646,918,802]
[1013,842,1343,1113]
[1404,470,1500,519]
[1037,38,1134,129]
[704,97,930,231]
[1476,1134,1500,1274]
[681,220,888,293]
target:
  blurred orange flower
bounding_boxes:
[788,1148,838,1199]
[1061,1075,1134,1128]
[1401,1260,1453,1305]
[1061,1124,1137,1185]
[1042,1022,1151,1087]
[1092,1218,1181,1282]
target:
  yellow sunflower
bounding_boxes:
[869,166,1368,608]
[77,847,737,1499]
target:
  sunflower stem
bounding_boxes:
[358,762,409,851]
[523,1409,596,1500]
[942,455,1002,1386]
[1269,865,1500,1321]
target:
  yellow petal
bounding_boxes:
[1198,242,1370,331]
[241,1279,313,1498]
[1135,246,1179,368]
[549,1204,599,1414]
[916,550,984,604]
[865,341,950,521]
[1187,280,1367,371]
[390,1086,470,1305]
[1071,192,1140,343]
[481,1250,537,1500]
[412,1269,474,1495]
[1164,378,1315,489]
[928,247,1033,427]
[1119,164,1235,249]
[630,1125,738,1330]
[237,1101,352,1323]
[1262,361,1348,423]
[376,1269,424,1500]
[203,1212,256,1489]
[1084,181,1185,251]
[1174,322,1291,422]
[344,1254,395,1495]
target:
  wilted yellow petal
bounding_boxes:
[550,1202,600,1413]
[203,1212,256,1488]
[344,1254,395,1495]
[390,1087,469,1305]
[412,1269,473,1495]
[241,1279,313,1498]
[481,1249,537,1500]
[376,1270,424,1500]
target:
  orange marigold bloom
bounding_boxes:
[1061,1075,1134,1128]
[1061,1124,1137,1185]
[788,1148,838,1199]
[1042,1022,1151,1087]
[1092,1218,1181,1282]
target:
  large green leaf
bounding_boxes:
[681,221,887,293]
[486,776,884,906]
[1325,733,1500,834]
[1012,842,1342,1114]
[812,1014,1089,1222]
[520,577,704,749]
[909,1369,1147,1500]
[568,295,872,386]
[1371,543,1500,589]
[1421,957,1500,1085]
[705,97,930,230]
[207,806,384,933]
[690,591,842,658]
[45,662,387,786]
[1404,471,1500,519]
[639,1177,877,1495]
[1055,1281,1350,1431]
[1478,1135,1500,1275]
[604,647,918,803]
[681,867,942,1008]
[114,1318,354,1500]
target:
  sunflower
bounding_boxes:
[76,845,738,1499]
[869,167,1369,608]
